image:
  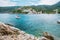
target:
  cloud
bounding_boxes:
[40,0,60,5]
[24,0,60,6]
[36,0,60,5]
[0,0,17,7]
[0,0,40,6]
[0,0,60,6]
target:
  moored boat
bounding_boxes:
[57,20,60,24]
[16,16,20,19]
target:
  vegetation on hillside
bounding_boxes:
[0,2,60,14]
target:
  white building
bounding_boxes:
[53,9,58,14]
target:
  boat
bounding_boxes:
[57,20,60,24]
[16,16,20,19]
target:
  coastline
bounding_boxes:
[0,22,60,40]
[0,22,40,40]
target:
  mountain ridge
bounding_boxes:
[0,2,60,13]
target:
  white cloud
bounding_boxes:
[0,0,17,7]
[37,0,60,5]
[40,0,60,5]
[0,0,60,6]
[26,0,60,6]
[28,2,39,6]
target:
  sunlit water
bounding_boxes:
[0,13,60,39]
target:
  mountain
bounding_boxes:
[52,1,60,9]
[0,6,20,13]
[0,1,60,13]
[51,1,60,13]
[30,2,60,13]
[30,5,51,12]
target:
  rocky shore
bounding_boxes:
[0,22,54,40]
[0,22,39,40]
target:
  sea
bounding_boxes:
[0,13,60,39]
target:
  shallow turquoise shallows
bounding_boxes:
[0,13,60,38]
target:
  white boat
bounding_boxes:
[57,20,60,24]
[16,16,20,19]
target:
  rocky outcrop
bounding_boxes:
[0,23,20,35]
[0,22,54,40]
[0,23,38,40]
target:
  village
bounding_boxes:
[13,7,59,14]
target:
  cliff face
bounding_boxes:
[0,23,39,40]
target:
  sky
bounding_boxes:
[0,0,60,6]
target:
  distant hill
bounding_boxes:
[30,1,60,13]
[0,1,60,13]
[30,5,51,12]
[52,1,60,9]
[51,1,60,13]
[0,6,20,13]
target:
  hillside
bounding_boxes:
[51,1,60,13]
[30,1,60,13]
[0,2,60,13]
[0,6,20,13]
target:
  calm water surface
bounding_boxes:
[0,13,60,38]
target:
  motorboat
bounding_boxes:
[57,20,60,24]
[16,16,20,19]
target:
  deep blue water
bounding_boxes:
[0,13,60,38]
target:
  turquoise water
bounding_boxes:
[0,13,60,38]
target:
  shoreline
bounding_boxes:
[0,22,41,40]
[0,22,60,40]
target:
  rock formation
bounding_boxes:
[0,22,54,40]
